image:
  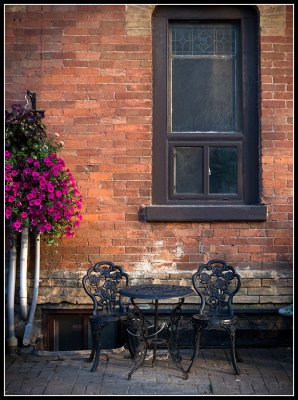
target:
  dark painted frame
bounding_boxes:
[145,5,266,221]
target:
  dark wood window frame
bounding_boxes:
[144,5,267,222]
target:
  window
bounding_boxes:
[42,309,125,351]
[144,5,267,221]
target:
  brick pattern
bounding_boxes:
[5,5,293,311]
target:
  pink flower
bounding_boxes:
[58,159,65,168]
[53,211,62,220]
[12,220,22,229]
[65,231,74,237]
[44,157,52,166]
[32,171,40,179]
[47,184,54,193]
[55,190,62,198]
[52,168,59,177]
[21,212,28,219]
[45,222,52,230]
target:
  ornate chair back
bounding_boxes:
[82,261,129,316]
[192,259,241,317]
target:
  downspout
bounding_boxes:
[6,239,18,350]
[19,225,29,321]
[23,234,40,346]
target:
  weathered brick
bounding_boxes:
[4,5,293,319]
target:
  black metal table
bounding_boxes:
[119,284,194,380]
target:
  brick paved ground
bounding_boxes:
[5,347,293,396]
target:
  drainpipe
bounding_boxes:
[23,234,40,346]
[6,240,18,350]
[19,226,29,321]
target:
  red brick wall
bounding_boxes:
[5,5,293,308]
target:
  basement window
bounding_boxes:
[42,309,125,351]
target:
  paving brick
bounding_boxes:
[85,382,102,395]
[5,347,293,396]
[43,383,75,395]
[70,384,86,395]
[29,385,47,395]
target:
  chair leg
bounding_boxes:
[223,323,240,375]
[87,331,96,363]
[91,329,102,372]
[186,319,203,374]
[123,319,137,358]
[235,348,243,363]
[230,334,240,375]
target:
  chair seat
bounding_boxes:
[89,312,127,325]
[90,310,127,318]
[192,313,238,328]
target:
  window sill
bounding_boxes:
[141,204,267,222]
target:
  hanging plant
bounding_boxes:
[5,103,48,151]
[5,96,83,349]
[5,103,83,245]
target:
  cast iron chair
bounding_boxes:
[187,259,242,375]
[82,261,134,372]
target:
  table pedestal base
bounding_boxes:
[127,298,189,380]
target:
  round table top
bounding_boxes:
[119,284,194,300]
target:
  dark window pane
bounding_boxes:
[170,22,240,133]
[174,147,203,193]
[172,58,236,132]
[209,147,237,194]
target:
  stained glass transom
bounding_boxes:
[171,24,236,56]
